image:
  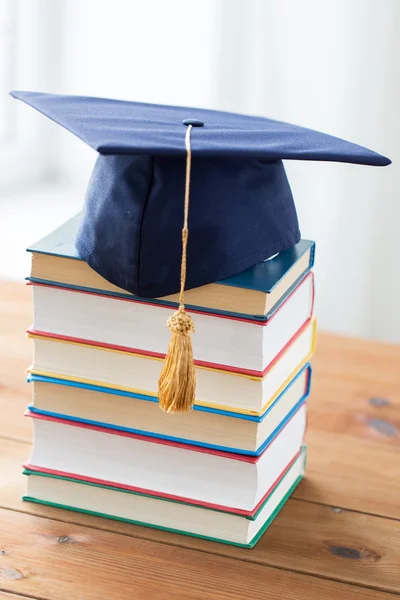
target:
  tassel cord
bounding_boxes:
[179,124,193,310]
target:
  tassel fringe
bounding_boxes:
[158,308,196,413]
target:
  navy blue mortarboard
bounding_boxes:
[12,90,391,413]
[11,90,390,299]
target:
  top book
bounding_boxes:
[27,214,315,320]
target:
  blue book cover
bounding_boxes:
[27,363,311,457]
[27,213,315,320]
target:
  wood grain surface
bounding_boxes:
[0,281,399,600]
[1,508,400,600]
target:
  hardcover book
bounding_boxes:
[23,447,306,548]
[27,213,315,320]
[28,317,316,415]
[26,403,307,512]
[28,363,311,456]
[28,273,314,376]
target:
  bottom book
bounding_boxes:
[23,446,306,548]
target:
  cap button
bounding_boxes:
[182,118,204,127]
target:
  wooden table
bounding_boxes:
[0,281,399,600]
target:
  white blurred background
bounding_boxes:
[0,0,399,342]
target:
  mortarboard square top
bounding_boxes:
[11,91,391,298]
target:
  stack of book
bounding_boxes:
[23,214,316,548]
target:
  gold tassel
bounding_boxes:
[158,306,196,413]
[158,124,196,413]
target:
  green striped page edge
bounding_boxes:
[22,447,306,548]
[23,474,303,548]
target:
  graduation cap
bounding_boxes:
[11,90,391,413]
